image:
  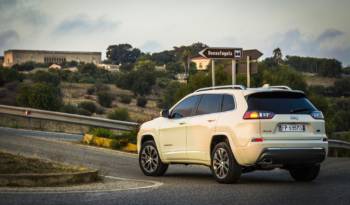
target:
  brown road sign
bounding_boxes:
[199,47,243,59]
[242,49,263,60]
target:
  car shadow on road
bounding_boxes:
[160,168,323,185]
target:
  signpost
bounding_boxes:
[199,47,263,87]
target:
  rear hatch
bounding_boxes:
[245,91,325,140]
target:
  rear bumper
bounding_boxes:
[256,147,326,165]
[233,140,328,166]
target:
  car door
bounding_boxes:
[186,94,223,162]
[158,95,200,161]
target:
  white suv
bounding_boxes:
[137,85,328,183]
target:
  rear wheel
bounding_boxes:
[289,164,320,182]
[139,141,168,176]
[211,142,241,183]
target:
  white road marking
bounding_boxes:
[0,175,163,194]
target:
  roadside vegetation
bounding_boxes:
[87,128,137,150]
[0,43,350,140]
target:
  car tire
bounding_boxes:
[211,142,241,183]
[139,140,168,176]
[289,164,320,182]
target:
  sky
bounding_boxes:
[1,0,350,65]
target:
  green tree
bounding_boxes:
[0,67,23,86]
[106,43,141,65]
[78,63,98,75]
[31,71,60,86]
[273,48,283,65]
[16,83,62,111]
[260,65,307,91]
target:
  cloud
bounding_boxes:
[0,0,47,26]
[0,30,20,49]
[54,15,119,35]
[270,28,350,65]
[141,41,162,53]
[0,0,17,10]
[317,29,344,43]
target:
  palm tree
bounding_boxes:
[273,48,283,65]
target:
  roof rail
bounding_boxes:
[195,85,246,92]
[261,84,292,90]
[269,85,292,90]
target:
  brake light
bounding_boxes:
[310,111,324,119]
[243,111,275,119]
[251,137,264,142]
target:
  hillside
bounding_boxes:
[303,73,337,87]
[61,83,160,123]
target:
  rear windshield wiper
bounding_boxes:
[290,108,310,114]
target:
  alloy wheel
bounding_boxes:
[213,148,230,179]
[140,145,159,173]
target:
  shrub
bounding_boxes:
[12,62,35,71]
[0,68,23,86]
[95,82,110,92]
[5,81,19,91]
[16,83,62,111]
[60,104,79,114]
[86,87,95,95]
[78,101,97,113]
[90,128,114,138]
[333,77,350,96]
[97,91,114,107]
[120,94,132,104]
[114,129,137,144]
[136,97,147,107]
[111,139,129,149]
[107,108,130,121]
[95,106,105,114]
[77,108,92,116]
[31,71,60,86]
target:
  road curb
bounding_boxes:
[0,170,99,187]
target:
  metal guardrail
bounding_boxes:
[328,139,350,149]
[0,104,139,131]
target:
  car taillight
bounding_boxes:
[243,111,275,119]
[310,111,324,119]
[251,137,264,142]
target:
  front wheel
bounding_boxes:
[289,164,320,182]
[139,141,168,176]
[211,142,241,183]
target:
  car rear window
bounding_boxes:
[246,91,317,114]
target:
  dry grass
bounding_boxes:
[0,151,85,174]
[60,83,160,122]
[303,74,337,87]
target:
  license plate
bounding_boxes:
[279,124,305,132]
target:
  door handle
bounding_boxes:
[207,119,216,123]
[179,122,186,125]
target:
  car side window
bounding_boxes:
[221,94,235,112]
[170,95,200,119]
[195,94,222,115]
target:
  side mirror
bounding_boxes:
[160,109,170,118]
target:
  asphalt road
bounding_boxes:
[0,127,349,205]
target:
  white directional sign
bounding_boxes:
[199,47,243,59]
